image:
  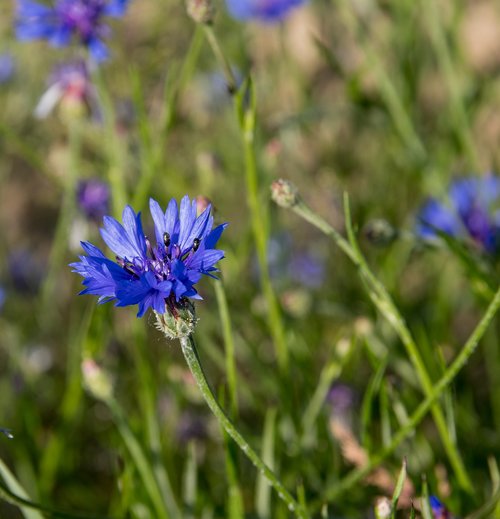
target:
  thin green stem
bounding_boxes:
[214,280,239,416]
[240,85,289,373]
[203,24,238,94]
[336,0,426,161]
[179,334,308,519]
[286,193,473,492]
[38,120,81,329]
[202,24,289,372]
[420,0,478,168]
[132,26,204,209]
[315,284,500,510]
[91,67,127,217]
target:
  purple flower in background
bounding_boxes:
[416,175,500,255]
[9,250,44,294]
[430,496,451,519]
[0,53,15,84]
[0,286,5,312]
[326,383,355,427]
[15,0,131,62]
[176,412,208,444]
[71,196,227,317]
[35,60,97,118]
[225,0,307,22]
[77,179,110,222]
[288,251,325,289]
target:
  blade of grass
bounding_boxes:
[256,408,277,519]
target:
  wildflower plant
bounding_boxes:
[71,195,309,517]
[15,0,131,61]
[417,176,500,256]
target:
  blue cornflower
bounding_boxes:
[416,175,500,255]
[16,0,130,62]
[71,196,227,318]
[429,496,451,519]
[225,0,307,22]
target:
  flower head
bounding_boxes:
[16,0,130,62]
[71,196,227,318]
[429,496,451,519]
[416,175,500,255]
[35,60,97,118]
[225,0,306,22]
[77,179,110,221]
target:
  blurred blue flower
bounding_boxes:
[417,175,500,254]
[77,179,110,222]
[430,496,451,519]
[225,0,307,22]
[15,0,131,62]
[71,196,227,317]
[9,249,44,294]
[288,251,325,289]
[0,286,5,312]
[35,60,96,118]
[0,53,15,84]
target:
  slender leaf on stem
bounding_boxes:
[421,478,433,519]
[391,458,407,517]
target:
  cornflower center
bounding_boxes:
[116,233,200,282]
[57,0,105,39]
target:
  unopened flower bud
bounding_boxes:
[82,358,113,401]
[374,497,392,519]
[154,300,198,340]
[196,195,211,216]
[363,219,398,247]
[186,0,215,24]
[271,179,300,208]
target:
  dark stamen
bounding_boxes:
[193,238,200,252]
[163,232,171,248]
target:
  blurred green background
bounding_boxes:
[1,0,500,517]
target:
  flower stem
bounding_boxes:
[179,334,309,519]
[214,279,239,417]
[203,24,238,94]
[240,83,290,374]
[91,66,127,218]
[316,283,500,509]
[38,120,81,330]
[420,0,478,169]
[285,192,473,492]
